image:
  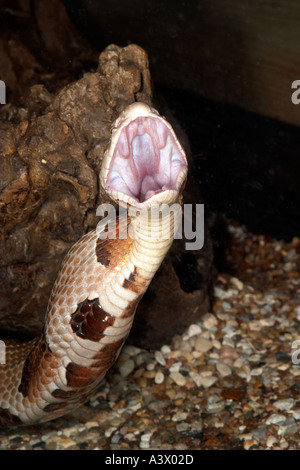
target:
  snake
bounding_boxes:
[0,102,188,426]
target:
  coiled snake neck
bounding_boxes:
[0,102,188,426]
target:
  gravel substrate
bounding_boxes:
[0,221,299,450]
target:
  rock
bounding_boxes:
[194,337,213,353]
[273,399,295,411]
[190,372,202,387]
[265,414,286,425]
[169,362,182,373]
[278,420,298,436]
[161,345,171,355]
[187,324,202,337]
[0,2,214,350]
[122,345,142,357]
[176,422,190,432]
[169,371,187,387]
[172,411,188,422]
[154,351,166,366]
[119,359,135,378]
[0,42,151,337]
[202,313,218,330]
[295,306,300,321]
[230,277,244,291]
[216,363,232,377]
[220,345,239,365]
[266,436,278,448]
[293,410,300,420]
[201,375,217,388]
[154,371,165,384]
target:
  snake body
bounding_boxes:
[0,103,187,426]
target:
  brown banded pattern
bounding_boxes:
[70,298,115,342]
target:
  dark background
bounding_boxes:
[62,0,300,242]
[1,0,300,242]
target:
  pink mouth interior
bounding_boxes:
[106,116,187,202]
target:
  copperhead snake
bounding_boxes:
[0,102,188,426]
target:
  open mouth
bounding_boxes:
[103,108,187,205]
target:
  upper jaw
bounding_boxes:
[100,102,188,209]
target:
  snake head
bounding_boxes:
[100,102,188,209]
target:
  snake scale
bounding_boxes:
[0,102,188,426]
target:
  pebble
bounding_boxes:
[214,286,232,300]
[265,414,286,425]
[200,375,217,388]
[279,438,289,449]
[266,436,278,448]
[169,362,181,372]
[278,420,298,436]
[194,337,213,353]
[250,367,263,376]
[243,438,257,450]
[230,277,244,291]
[222,337,235,348]
[174,443,189,450]
[273,399,295,411]
[119,359,135,377]
[154,371,164,384]
[2,221,300,450]
[222,301,232,310]
[123,345,141,356]
[144,370,156,379]
[236,366,251,381]
[161,345,171,355]
[154,351,166,366]
[176,422,190,432]
[202,313,218,330]
[135,351,154,366]
[189,371,202,387]
[172,411,188,422]
[85,421,99,429]
[220,345,239,365]
[206,402,224,414]
[292,410,300,420]
[216,363,232,377]
[111,433,122,444]
[283,262,294,272]
[140,441,150,449]
[169,371,186,386]
[187,323,202,337]
[252,427,268,441]
[212,339,221,349]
